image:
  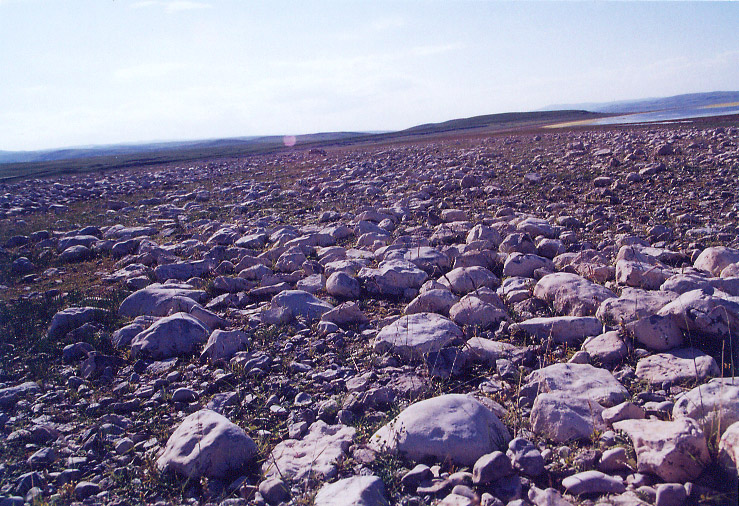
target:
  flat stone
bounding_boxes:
[313,475,389,506]
[374,312,464,360]
[263,421,355,481]
[369,394,511,466]
[562,470,625,496]
[635,348,719,386]
[520,363,628,407]
[512,316,601,344]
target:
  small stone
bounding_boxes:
[562,470,626,496]
[472,451,513,484]
[74,481,100,500]
[258,478,290,505]
[655,483,687,506]
[507,438,544,476]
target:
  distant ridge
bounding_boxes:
[0,132,362,165]
[542,91,739,115]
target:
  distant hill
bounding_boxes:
[0,132,362,165]
[542,91,739,114]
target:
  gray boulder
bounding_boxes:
[157,409,257,479]
[374,312,464,360]
[130,312,210,359]
[534,272,615,316]
[369,394,511,466]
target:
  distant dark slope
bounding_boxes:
[543,91,739,114]
[395,110,603,136]
[0,132,363,165]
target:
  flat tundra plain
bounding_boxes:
[1,120,739,506]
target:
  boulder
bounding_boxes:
[358,259,428,297]
[502,253,554,278]
[672,377,739,438]
[534,273,615,316]
[154,260,213,282]
[582,331,629,365]
[439,266,499,295]
[200,330,250,362]
[448,295,507,329]
[369,394,511,466]
[405,289,459,316]
[130,312,210,359]
[374,312,464,360]
[0,381,41,409]
[718,421,739,473]
[658,288,739,339]
[562,470,625,496]
[596,288,676,325]
[613,417,709,482]
[326,272,361,299]
[118,284,206,318]
[157,409,257,479]
[626,314,684,351]
[47,307,107,340]
[264,290,334,322]
[530,393,605,443]
[694,246,739,276]
[321,301,369,327]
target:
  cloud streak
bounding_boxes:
[130,1,212,13]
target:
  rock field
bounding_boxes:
[1,123,739,506]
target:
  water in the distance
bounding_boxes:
[593,104,739,125]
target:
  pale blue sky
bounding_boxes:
[1,0,737,151]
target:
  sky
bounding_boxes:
[1,0,738,152]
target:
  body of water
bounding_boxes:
[593,105,739,125]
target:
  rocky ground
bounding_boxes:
[1,122,739,506]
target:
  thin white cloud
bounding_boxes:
[113,62,193,81]
[130,0,212,13]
